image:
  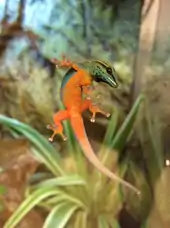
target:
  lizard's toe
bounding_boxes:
[106,113,111,118]
[90,117,95,123]
[63,136,67,141]
[48,137,54,142]
[47,124,53,130]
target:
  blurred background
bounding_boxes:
[0,0,170,228]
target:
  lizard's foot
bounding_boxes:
[61,54,73,66]
[51,55,73,68]
[80,98,110,122]
[47,124,67,142]
[89,105,110,123]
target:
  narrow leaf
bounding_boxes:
[109,218,121,228]
[112,94,144,150]
[4,187,60,228]
[74,211,87,228]
[98,215,110,228]
[98,109,119,163]
[43,195,66,207]
[0,115,65,176]
[103,109,118,146]
[43,202,78,228]
[145,106,164,170]
[42,190,85,209]
[33,175,86,189]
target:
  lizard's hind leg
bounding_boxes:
[47,110,70,142]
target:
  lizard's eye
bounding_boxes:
[106,67,112,75]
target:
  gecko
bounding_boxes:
[47,55,140,195]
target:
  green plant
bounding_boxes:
[0,94,144,228]
[125,94,170,226]
[136,98,168,227]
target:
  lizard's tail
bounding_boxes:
[70,115,140,196]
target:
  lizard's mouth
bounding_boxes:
[94,74,118,88]
[103,76,118,88]
[108,78,118,88]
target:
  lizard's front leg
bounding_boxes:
[89,102,110,122]
[81,85,110,122]
[51,55,79,70]
[47,110,69,142]
[81,98,110,123]
[51,55,73,68]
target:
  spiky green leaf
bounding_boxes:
[98,215,110,228]
[109,218,121,228]
[0,115,64,176]
[112,94,145,150]
[43,202,78,228]
[32,175,86,189]
[74,211,87,228]
[3,187,60,228]
[103,109,119,146]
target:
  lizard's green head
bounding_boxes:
[89,60,118,88]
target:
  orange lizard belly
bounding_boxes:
[60,68,92,112]
[61,83,83,112]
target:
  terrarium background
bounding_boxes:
[1,0,170,228]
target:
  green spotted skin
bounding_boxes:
[80,60,118,88]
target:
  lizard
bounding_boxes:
[47,55,140,195]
